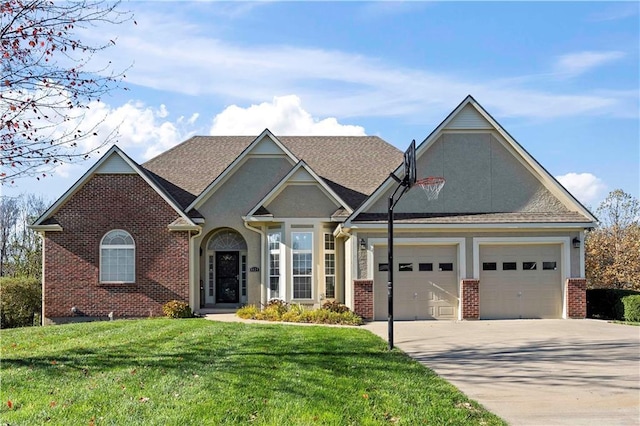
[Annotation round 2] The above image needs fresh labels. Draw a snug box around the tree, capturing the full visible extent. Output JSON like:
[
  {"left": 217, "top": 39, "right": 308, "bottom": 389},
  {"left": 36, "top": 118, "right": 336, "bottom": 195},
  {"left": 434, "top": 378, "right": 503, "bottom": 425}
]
[
  {"left": 0, "top": 193, "right": 49, "bottom": 278},
  {"left": 586, "top": 189, "right": 640, "bottom": 290},
  {"left": 1, "top": 0, "right": 133, "bottom": 184}
]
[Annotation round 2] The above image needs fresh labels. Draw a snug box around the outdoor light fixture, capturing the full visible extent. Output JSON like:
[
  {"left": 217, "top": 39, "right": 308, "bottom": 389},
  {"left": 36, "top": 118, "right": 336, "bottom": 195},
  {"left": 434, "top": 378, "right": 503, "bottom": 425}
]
[
  {"left": 360, "top": 238, "right": 366, "bottom": 250},
  {"left": 572, "top": 237, "right": 581, "bottom": 249}
]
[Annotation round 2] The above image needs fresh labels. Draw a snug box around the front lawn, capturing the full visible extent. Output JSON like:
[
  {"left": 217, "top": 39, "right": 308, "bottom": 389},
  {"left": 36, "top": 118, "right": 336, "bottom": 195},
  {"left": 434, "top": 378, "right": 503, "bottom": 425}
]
[{"left": 1, "top": 319, "right": 505, "bottom": 425}]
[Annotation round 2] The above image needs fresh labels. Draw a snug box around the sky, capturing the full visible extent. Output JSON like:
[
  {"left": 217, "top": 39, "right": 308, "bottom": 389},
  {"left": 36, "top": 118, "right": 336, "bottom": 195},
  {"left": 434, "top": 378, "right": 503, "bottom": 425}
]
[{"left": 3, "top": 1, "right": 639, "bottom": 212}]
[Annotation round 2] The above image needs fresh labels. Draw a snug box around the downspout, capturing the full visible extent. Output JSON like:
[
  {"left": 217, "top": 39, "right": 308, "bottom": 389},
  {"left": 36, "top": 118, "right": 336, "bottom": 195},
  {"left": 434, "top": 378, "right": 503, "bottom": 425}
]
[
  {"left": 37, "top": 232, "right": 45, "bottom": 326},
  {"left": 243, "top": 220, "right": 266, "bottom": 307},
  {"left": 189, "top": 227, "right": 203, "bottom": 312}
]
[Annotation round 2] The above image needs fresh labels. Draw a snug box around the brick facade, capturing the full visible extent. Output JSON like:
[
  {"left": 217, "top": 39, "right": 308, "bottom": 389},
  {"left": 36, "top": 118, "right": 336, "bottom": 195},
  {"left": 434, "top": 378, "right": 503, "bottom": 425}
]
[
  {"left": 353, "top": 279, "right": 373, "bottom": 320},
  {"left": 566, "top": 278, "right": 587, "bottom": 319},
  {"left": 461, "top": 279, "right": 480, "bottom": 320},
  {"left": 43, "top": 174, "right": 190, "bottom": 322}
]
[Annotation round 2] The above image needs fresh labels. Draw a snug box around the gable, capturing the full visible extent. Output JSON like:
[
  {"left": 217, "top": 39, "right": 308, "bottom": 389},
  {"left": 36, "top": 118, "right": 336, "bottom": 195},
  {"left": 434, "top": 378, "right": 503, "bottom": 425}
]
[
  {"left": 246, "top": 161, "right": 351, "bottom": 220},
  {"left": 444, "top": 104, "right": 493, "bottom": 130},
  {"left": 95, "top": 154, "right": 135, "bottom": 174},
  {"left": 32, "top": 146, "right": 197, "bottom": 228},
  {"left": 365, "top": 132, "right": 568, "bottom": 215},
  {"left": 266, "top": 185, "right": 340, "bottom": 218},
  {"left": 347, "top": 96, "right": 596, "bottom": 225}
]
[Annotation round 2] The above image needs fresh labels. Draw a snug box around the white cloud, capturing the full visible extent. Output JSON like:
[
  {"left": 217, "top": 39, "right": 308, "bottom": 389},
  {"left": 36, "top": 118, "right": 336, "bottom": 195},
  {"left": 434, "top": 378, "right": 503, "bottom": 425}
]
[
  {"left": 556, "top": 172, "right": 607, "bottom": 206},
  {"left": 554, "top": 51, "right": 626, "bottom": 77},
  {"left": 210, "top": 95, "right": 366, "bottom": 136},
  {"left": 83, "top": 11, "right": 637, "bottom": 122}
]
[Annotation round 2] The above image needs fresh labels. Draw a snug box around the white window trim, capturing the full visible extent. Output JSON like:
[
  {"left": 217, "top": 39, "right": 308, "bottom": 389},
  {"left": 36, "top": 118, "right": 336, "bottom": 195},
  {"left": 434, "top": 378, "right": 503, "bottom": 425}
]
[
  {"left": 100, "top": 229, "right": 135, "bottom": 284},
  {"left": 291, "top": 231, "right": 313, "bottom": 300},
  {"left": 324, "top": 233, "right": 336, "bottom": 299},
  {"left": 268, "top": 231, "right": 282, "bottom": 300}
]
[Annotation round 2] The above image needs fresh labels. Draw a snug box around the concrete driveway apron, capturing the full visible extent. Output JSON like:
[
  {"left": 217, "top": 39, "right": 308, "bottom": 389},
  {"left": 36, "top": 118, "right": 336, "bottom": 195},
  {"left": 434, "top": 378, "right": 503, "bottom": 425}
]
[{"left": 364, "top": 319, "right": 640, "bottom": 426}]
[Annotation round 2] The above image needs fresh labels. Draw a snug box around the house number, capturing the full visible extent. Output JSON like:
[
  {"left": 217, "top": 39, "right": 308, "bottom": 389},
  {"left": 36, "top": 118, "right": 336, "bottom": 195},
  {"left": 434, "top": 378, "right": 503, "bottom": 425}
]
[{"left": 250, "top": 266, "right": 260, "bottom": 272}]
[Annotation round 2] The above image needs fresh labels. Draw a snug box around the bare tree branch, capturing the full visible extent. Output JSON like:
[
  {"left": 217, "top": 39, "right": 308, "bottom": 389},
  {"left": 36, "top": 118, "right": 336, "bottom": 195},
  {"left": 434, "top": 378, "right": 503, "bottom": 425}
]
[{"left": 1, "top": 0, "right": 133, "bottom": 184}]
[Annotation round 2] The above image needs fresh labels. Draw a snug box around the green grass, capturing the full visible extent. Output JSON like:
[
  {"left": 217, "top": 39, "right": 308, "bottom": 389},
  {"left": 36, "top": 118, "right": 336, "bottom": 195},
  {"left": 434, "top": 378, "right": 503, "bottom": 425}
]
[{"left": 1, "top": 319, "right": 505, "bottom": 425}]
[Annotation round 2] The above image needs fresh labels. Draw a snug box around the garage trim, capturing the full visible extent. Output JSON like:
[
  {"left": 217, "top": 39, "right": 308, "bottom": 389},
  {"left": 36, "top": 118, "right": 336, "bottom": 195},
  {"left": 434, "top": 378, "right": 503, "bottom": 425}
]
[
  {"left": 366, "top": 238, "right": 466, "bottom": 320},
  {"left": 472, "top": 237, "right": 571, "bottom": 318}
]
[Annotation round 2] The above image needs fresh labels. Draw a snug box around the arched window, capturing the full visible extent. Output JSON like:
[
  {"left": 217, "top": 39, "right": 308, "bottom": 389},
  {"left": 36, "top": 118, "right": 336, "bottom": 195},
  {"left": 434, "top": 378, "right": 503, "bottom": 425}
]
[
  {"left": 207, "top": 229, "right": 247, "bottom": 251},
  {"left": 100, "top": 230, "right": 135, "bottom": 283}
]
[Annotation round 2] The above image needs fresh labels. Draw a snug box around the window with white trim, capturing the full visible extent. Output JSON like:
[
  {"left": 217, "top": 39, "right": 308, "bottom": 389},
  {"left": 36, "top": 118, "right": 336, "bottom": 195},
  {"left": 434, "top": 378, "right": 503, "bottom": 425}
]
[
  {"left": 292, "top": 232, "right": 313, "bottom": 299},
  {"left": 324, "top": 233, "right": 335, "bottom": 299},
  {"left": 100, "top": 230, "right": 135, "bottom": 283},
  {"left": 268, "top": 232, "right": 281, "bottom": 299}
]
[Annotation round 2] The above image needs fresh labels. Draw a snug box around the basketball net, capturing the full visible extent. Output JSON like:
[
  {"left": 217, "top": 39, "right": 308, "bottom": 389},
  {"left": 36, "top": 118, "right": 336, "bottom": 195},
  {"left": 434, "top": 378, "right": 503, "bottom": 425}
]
[{"left": 415, "top": 177, "right": 445, "bottom": 201}]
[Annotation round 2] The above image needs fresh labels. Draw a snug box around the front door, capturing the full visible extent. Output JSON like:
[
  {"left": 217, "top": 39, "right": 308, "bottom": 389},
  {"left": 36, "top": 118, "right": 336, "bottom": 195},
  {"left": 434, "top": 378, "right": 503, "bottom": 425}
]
[{"left": 216, "top": 251, "right": 240, "bottom": 303}]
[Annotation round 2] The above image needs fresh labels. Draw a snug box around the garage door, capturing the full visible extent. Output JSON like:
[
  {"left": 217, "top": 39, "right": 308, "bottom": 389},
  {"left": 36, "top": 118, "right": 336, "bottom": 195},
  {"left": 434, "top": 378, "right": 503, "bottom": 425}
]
[
  {"left": 479, "top": 245, "right": 562, "bottom": 319},
  {"left": 374, "top": 245, "right": 458, "bottom": 320}
]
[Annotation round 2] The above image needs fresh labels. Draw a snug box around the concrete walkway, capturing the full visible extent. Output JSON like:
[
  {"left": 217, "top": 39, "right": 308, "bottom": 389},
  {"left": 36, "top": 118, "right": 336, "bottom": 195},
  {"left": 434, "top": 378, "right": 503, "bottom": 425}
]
[{"left": 364, "top": 319, "right": 640, "bottom": 426}]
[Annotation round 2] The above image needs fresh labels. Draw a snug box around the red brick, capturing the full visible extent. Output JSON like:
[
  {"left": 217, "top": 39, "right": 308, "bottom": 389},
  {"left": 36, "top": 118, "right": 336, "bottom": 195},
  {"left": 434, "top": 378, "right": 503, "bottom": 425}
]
[
  {"left": 43, "top": 174, "right": 190, "bottom": 322},
  {"left": 353, "top": 279, "right": 373, "bottom": 320},
  {"left": 566, "top": 278, "right": 586, "bottom": 319},
  {"left": 461, "top": 279, "right": 479, "bottom": 320}
]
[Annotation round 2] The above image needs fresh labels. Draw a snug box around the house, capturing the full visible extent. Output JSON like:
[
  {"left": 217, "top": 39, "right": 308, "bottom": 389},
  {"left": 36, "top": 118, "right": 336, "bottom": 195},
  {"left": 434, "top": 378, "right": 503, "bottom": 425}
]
[{"left": 30, "top": 96, "right": 596, "bottom": 324}]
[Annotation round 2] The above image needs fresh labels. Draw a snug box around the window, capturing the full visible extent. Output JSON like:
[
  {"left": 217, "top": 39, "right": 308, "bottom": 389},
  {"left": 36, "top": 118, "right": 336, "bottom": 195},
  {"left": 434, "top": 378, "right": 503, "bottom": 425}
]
[
  {"left": 292, "top": 232, "right": 313, "bottom": 299},
  {"left": 543, "top": 261, "right": 557, "bottom": 271},
  {"left": 419, "top": 263, "right": 433, "bottom": 271},
  {"left": 523, "top": 261, "right": 537, "bottom": 270},
  {"left": 324, "top": 234, "right": 335, "bottom": 299},
  {"left": 268, "top": 232, "right": 281, "bottom": 299},
  {"left": 482, "top": 262, "right": 497, "bottom": 271},
  {"left": 378, "top": 263, "right": 389, "bottom": 272},
  {"left": 439, "top": 263, "right": 454, "bottom": 272},
  {"left": 503, "top": 262, "right": 517, "bottom": 270},
  {"left": 100, "top": 230, "right": 135, "bottom": 283},
  {"left": 399, "top": 263, "right": 413, "bottom": 271}
]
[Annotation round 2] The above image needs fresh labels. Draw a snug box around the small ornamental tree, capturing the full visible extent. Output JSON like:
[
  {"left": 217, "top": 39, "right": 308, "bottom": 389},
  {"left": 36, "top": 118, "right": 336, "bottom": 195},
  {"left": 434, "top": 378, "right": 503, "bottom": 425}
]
[{"left": 1, "top": 0, "right": 133, "bottom": 184}]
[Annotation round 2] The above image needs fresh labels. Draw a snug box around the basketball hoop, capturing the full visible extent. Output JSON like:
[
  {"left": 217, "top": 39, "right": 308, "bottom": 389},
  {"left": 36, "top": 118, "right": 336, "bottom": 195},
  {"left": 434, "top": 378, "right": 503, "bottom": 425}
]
[{"left": 416, "top": 176, "right": 446, "bottom": 201}]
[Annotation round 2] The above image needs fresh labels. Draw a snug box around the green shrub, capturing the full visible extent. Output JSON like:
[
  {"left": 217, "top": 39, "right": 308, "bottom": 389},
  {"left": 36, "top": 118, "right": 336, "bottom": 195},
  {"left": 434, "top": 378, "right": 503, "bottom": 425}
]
[
  {"left": 237, "top": 304, "right": 259, "bottom": 319},
  {"left": 234, "top": 300, "right": 363, "bottom": 325},
  {"left": 264, "top": 299, "right": 289, "bottom": 316},
  {"left": 622, "top": 295, "right": 640, "bottom": 322},
  {"left": 162, "top": 300, "right": 192, "bottom": 318},
  {"left": 587, "top": 289, "right": 640, "bottom": 320},
  {"left": 0, "top": 277, "right": 41, "bottom": 329},
  {"left": 321, "top": 300, "right": 351, "bottom": 314}
]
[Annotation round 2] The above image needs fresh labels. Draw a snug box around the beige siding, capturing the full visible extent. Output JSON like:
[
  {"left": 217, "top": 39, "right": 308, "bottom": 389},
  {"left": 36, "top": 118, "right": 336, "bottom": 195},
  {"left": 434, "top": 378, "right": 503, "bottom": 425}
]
[
  {"left": 266, "top": 185, "right": 339, "bottom": 218},
  {"left": 366, "top": 133, "right": 569, "bottom": 215}
]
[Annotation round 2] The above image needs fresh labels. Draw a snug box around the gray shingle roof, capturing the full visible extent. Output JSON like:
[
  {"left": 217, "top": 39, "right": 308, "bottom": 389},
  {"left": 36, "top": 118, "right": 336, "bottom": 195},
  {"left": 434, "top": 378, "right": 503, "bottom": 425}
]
[
  {"left": 353, "top": 212, "right": 594, "bottom": 224},
  {"left": 142, "top": 135, "right": 403, "bottom": 210}
]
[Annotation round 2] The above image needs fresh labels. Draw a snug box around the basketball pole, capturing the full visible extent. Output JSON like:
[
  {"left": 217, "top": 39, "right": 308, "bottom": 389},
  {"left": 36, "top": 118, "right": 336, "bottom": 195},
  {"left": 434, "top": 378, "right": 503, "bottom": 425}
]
[{"left": 387, "top": 176, "right": 409, "bottom": 350}]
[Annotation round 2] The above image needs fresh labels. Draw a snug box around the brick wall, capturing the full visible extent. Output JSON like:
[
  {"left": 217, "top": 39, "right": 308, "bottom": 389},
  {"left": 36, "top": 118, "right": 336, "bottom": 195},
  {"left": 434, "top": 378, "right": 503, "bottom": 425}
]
[
  {"left": 44, "top": 174, "right": 190, "bottom": 322},
  {"left": 353, "top": 279, "right": 373, "bottom": 320},
  {"left": 461, "top": 279, "right": 480, "bottom": 320},
  {"left": 566, "top": 278, "right": 587, "bottom": 319}
]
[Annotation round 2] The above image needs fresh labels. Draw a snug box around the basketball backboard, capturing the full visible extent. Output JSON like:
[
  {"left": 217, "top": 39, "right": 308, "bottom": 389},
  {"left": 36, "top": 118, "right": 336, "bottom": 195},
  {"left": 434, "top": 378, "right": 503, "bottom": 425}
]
[{"left": 403, "top": 139, "right": 416, "bottom": 188}]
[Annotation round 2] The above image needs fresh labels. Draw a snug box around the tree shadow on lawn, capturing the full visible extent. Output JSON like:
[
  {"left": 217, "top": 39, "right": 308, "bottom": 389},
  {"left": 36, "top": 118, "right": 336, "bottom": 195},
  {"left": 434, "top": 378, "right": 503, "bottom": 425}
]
[{"left": 2, "top": 321, "right": 445, "bottom": 405}]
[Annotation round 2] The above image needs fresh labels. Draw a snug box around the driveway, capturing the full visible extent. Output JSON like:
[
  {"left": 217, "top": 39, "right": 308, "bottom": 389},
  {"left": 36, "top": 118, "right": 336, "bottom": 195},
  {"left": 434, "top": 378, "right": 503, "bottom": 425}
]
[{"left": 364, "top": 319, "right": 640, "bottom": 426}]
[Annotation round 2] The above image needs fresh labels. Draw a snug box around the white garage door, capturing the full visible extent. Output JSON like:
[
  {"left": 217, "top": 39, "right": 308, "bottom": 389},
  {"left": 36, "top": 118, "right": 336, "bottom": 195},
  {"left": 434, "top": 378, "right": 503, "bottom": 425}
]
[
  {"left": 479, "top": 245, "right": 562, "bottom": 319},
  {"left": 374, "top": 245, "right": 458, "bottom": 321}
]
